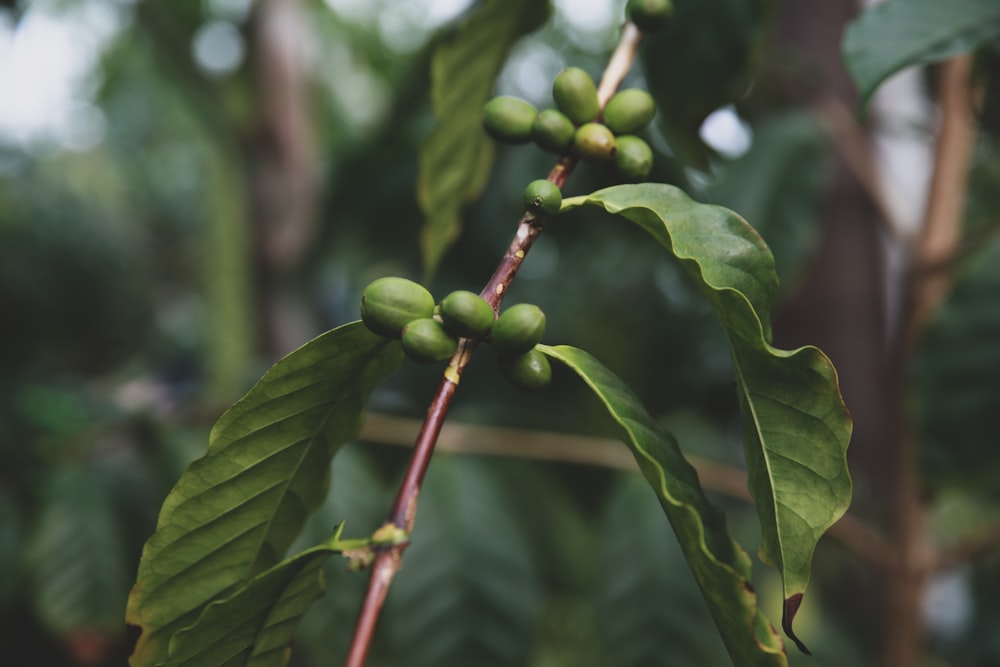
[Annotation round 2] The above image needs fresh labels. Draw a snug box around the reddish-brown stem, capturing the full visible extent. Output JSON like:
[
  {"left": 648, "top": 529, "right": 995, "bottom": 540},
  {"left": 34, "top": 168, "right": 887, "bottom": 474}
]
[{"left": 343, "top": 23, "right": 645, "bottom": 667}]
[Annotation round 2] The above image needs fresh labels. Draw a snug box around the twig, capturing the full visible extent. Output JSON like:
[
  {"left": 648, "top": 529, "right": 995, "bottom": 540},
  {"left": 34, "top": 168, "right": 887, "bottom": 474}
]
[
  {"left": 342, "top": 23, "right": 646, "bottom": 667},
  {"left": 359, "top": 412, "right": 892, "bottom": 566},
  {"left": 936, "top": 521, "right": 1000, "bottom": 571},
  {"left": 882, "top": 54, "right": 977, "bottom": 667}
]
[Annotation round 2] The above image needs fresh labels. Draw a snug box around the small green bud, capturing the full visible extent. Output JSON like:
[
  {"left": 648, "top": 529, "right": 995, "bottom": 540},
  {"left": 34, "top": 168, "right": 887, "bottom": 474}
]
[
  {"left": 553, "top": 67, "right": 600, "bottom": 125},
  {"left": 360, "top": 277, "right": 436, "bottom": 339},
  {"left": 574, "top": 123, "right": 617, "bottom": 161},
  {"left": 439, "top": 290, "right": 495, "bottom": 339},
  {"left": 627, "top": 0, "right": 673, "bottom": 32},
  {"left": 614, "top": 135, "right": 654, "bottom": 180},
  {"left": 401, "top": 318, "right": 458, "bottom": 363},
  {"left": 603, "top": 89, "right": 656, "bottom": 135},
  {"left": 498, "top": 347, "right": 552, "bottom": 393},
  {"left": 532, "top": 109, "right": 576, "bottom": 153},
  {"left": 483, "top": 96, "right": 538, "bottom": 144},
  {"left": 490, "top": 303, "right": 546, "bottom": 356},
  {"left": 523, "top": 180, "right": 563, "bottom": 218}
]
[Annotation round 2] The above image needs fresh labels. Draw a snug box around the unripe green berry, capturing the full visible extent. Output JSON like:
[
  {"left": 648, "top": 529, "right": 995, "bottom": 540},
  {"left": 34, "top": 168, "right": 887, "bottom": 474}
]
[
  {"left": 483, "top": 96, "right": 538, "bottom": 144},
  {"left": 532, "top": 109, "right": 576, "bottom": 153},
  {"left": 439, "top": 290, "right": 494, "bottom": 339},
  {"left": 553, "top": 67, "right": 600, "bottom": 125},
  {"left": 490, "top": 303, "right": 546, "bottom": 356},
  {"left": 627, "top": 0, "right": 673, "bottom": 32},
  {"left": 523, "top": 180, "right": 562, "bottom": 218},
  {"left": 361, "top": 277, "right": 436, "bottom": 338},
  {"left": 574, "top": 123, "right": 617, "bottom": 161},
  {"left": 603, "top": 89, "right": 656, "bottom": 135},
  {"left": 498, "top": 347, "right": 552, "bottom": 393},
  {"left": 401, "top": 318, "right": 458, "bottom": 364},
  {"left": 614, "top": 135, "right": 654, "bottom": 180}
]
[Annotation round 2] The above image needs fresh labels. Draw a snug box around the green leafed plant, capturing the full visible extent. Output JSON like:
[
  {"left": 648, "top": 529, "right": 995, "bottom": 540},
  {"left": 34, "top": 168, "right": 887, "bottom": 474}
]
[{"left": 126, "top": 6, "right": 852, "bottom": 667}]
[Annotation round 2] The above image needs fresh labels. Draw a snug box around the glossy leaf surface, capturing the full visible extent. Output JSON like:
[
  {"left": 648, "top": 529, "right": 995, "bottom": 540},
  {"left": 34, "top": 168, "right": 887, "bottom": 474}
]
[
  {"left": 569, "top": 183, "right": 852, "bottom": 647},
  {"left": 542, "top": 344, "right": 787, "bottom": 665},
  {"left": 843, "top": 0, "right": 1000, "bottom": 107},
  {"left": 126, "top": 323, "right": 402, "bottom": 666},
  {"left": 418, "top": 0, "right": 550, "bottom": 276}
]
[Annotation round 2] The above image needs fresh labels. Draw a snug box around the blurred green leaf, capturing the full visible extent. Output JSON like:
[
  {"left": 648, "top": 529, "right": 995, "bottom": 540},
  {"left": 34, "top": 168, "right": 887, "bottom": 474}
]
[
  {"left": 570, "top": 183, "right": 852, "bottom": 649},
  {"left": 542, "top": 344, "right": 787, "bottom": 665},
  {"left": 161, "top": 524, "right": 364, "bottom": 667},
  {"left": 915, "top": 233, "right": 1000, "bottom": 488},
  {"left": 642, "top": 0, "right": 769, "bottom": 168},
  {"left": 843, "top": 0, "right": 1000, "bottom": 108},
  {"left": 126, "top": 322, "right": 403, "bottom": 666},
  {"left": 597, "top": 474, "right": 733, "bottom": 666},
  {"left": 26, "top": 466, "right": 129, "bottom": 634},
  {"left": 380, "top": 456, "right": 544, "bottom": 667},
  {"left": 418, "top": 0, "right": 551, "bottom": 277}
]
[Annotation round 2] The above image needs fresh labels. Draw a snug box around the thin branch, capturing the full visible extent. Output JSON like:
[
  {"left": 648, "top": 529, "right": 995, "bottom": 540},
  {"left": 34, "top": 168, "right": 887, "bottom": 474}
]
[
  {"left": 359, "top": 412, "right": 892, "bottom": 566},
  {"left": 342, "top": 24, "right": 646, "bottom": 667},
  {"left": 936, "top": 521, "right": 1000, "bottom": 571}
]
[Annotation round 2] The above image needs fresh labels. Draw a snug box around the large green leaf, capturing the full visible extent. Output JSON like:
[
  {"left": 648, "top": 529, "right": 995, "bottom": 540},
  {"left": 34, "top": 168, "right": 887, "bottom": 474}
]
[
  {"left": 126, "top": 322, "right": 402, "bottom": 666},
  {"left": 542, "top": 345, "right": 787, "bottom": 665},
  {"left": 417, "top": 0, "right": 550, "bottom": 276},
  {"left": 161, "top": 525, "right": 365, "bottom": 667},
  {"left": 564, "top": 183, "right": 852, "bottom": 647},
  {"left": 843, "top": 0, "right": 1000, "bottom": 108}
]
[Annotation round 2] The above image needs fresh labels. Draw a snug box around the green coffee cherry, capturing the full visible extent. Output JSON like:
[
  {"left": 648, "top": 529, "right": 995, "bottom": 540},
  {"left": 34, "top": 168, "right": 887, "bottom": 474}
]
[
  {"left": 483, "top": 96, "right": 538, "bottom": 144},
  {"left": 532, "top": 109, "right": 576, "bottom": 153},
  {"left": 498, "top": 347, "right": 552, "bottom": 393},
  {"left": 627, "top": 0, "right": 673, "bottom": 32},
  {"left": 490, "top": 303, "right": 546, "bottom": 356},
  {"left": 523, "top": 180, "right": 562, "bottom": 218},
  {"left": 614, "top": 135, "right": 654, "bottom": 180},
  {"left": 553, "top": 67, "right": 600, "bottom": 125},
  {"left": 361, "top": 277, "right": 436, "bottom": 338},
  {"left": 603, "top": 89, "right": 656, "bottom": 135},
  {"left": 439, "top": 290, "right": 494, "bottom": 339},
  {"left": 574, "top": 123, "right": 617, "bottom": 161},
  {"left": 401, "top": 318, "right": 458, "bottom": 363}
]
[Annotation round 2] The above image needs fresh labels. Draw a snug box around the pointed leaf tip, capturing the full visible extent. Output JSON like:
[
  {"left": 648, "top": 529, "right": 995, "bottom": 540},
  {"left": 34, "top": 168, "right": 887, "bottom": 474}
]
[{"left": 782, "top": 593, "right": 810, "bottom": 656}]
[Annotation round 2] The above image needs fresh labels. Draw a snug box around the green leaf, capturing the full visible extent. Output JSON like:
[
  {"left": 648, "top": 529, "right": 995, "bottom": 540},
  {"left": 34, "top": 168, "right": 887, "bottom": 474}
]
[
  {"left": 541, "top": 345, "right": 787, "bottom": 666},
  {"left": 26, "top": 465, "right": 129, "bottom": 634},
  {"left": 597, "top": 474, "right": 733, "bottom": 666},
  {"left": 381, "top": 456, "right": 544, "bottom": 667},
  {"left": 569, "top": 183, "right": 852, "bottom": 649},
  {"left": 642, "top": 0, "right": 769, "bottom": 168},
  {"left": 843, "top": 0, "right": 1000, "bottom": 108},
  {"left": 417, "top": 0, "right": 550, "bottom": 277},
  {"left": 914, "top": 233, "right": 1000, "bottom": 487},
  {"left": 126, "top": 322, "right": 402, "bottom": 666},
  {"left": 161, "top": 525, "right": 365, "bottom": 667}
]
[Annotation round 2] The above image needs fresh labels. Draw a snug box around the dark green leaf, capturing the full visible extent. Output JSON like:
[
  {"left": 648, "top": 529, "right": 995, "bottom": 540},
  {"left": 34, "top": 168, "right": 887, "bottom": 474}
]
[
  {"left": 566, "top": 183, "right": 852, "bottom": 647},
  {"left": 161, "top": 525, "right": 365, "bottom": 667},
  {"left": 843, "top": 0, "right": 1000, "bottom": 108},
  {"left": 597, "top": 474, "right": 733, "bottom": 666},
  {"left": 915, "top": 233, "right": 1000, "bottom": 487},
  {"left": 417, "top": 0, "right": 550, "bottom": 277},
  {"left": 381, "top": 456, "right": 544, "bottom": 667},
  {"left": 126, "top": 322, "right": 402, "bottom": 666},
  {"left": 542, "top": 345, "right": 787, "bottom": 665},
  {"left": 26, "top": 466, "right": 129, "bottom": 634},
  {"left": 642, "top": 0, "right": 769, "bottom": 168}
]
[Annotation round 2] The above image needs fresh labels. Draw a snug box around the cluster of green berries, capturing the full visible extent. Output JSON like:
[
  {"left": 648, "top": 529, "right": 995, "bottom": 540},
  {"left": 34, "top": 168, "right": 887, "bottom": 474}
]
[
  {"left": 360, "top": 277, "right": 552, "bottom": 392},
  {"left": 482, "top": 66, "right": 656, "bottom": 181}
]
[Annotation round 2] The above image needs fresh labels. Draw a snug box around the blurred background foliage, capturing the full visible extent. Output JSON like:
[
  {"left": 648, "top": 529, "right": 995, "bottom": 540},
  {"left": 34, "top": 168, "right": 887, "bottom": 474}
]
[{"left": 1, "top": 0, "right": 999, "bottom": 665}]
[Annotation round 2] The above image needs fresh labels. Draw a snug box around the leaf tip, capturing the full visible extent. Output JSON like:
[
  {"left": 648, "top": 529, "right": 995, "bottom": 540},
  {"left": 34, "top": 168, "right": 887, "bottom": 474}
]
[{"left": 782, "top": 593, "right": 812, "bottom": 656}]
